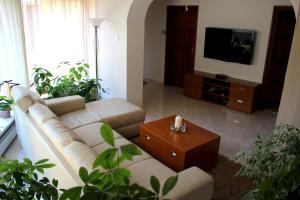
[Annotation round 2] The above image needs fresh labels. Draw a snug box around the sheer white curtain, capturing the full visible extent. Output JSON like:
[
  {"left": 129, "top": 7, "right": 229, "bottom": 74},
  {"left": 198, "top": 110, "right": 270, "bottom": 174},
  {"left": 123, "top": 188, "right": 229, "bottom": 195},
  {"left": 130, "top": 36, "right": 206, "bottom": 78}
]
[
  {"left": 21, "top": 0, "right": 95, "bottom": 78},
  {"left": 0, "top": 0, "right": 29, "bottom": 87}
]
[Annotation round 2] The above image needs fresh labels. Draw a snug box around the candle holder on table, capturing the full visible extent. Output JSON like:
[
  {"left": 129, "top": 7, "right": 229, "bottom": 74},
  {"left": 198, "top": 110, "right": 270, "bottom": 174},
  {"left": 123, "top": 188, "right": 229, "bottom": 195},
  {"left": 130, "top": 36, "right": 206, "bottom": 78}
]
[
  {"left": 170, "top": 122, "right": 187, "bottom": 133},
  {"left": 170, "top": 115, "right": 187, "bottom": 133}
]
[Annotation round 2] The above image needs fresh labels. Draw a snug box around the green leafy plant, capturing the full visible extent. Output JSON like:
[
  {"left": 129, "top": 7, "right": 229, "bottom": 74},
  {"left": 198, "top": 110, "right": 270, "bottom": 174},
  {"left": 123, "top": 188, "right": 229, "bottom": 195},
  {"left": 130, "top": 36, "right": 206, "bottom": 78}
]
[
  {"left": 60, "top": 124, "right": 178, "bottom": 200},
  {"left": 32, "top": 61, "right": 100, "bottom": 102},
  {"left": 32, "top": 67, "right": 54, "bottom": 96},
  {"left": 0, "top": 96, "right": 14, "bottom": 111},
  {"left": 0, "top": 158, "right": 59, "bottom": 200},
  {"left": 236, "top": 124, "right": 300, "bottom": 200}
]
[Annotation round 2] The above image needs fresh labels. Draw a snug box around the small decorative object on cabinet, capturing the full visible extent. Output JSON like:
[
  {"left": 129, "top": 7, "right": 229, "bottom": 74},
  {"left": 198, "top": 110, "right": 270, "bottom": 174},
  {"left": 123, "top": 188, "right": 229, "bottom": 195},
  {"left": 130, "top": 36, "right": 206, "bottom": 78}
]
[{"left": 184, "top": 71, "right": 260, "bottom": 113}]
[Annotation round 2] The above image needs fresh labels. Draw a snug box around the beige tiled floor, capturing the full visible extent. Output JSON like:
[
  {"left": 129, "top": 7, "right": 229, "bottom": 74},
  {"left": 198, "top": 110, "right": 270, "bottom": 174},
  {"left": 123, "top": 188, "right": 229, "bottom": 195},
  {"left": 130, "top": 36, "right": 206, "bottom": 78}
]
[
  {"left": 143, "top": 79, "right": 277, "bottom": 159},
  {"left": 4, "top": 79, "right": 277, "bottom": 160}
]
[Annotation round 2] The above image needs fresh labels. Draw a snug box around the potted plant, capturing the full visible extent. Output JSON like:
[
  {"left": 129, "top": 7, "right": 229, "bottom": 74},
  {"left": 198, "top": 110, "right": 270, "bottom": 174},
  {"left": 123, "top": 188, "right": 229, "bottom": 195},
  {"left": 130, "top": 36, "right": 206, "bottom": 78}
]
[
  {"left": 32, "top": 61, "right": 101, "bottom": 102},
  {"left": 0, "top": 96, "right": 14, "bottom": 118},
  {"left": 235, "top": 124, "right": 300, "bottom": 200}
]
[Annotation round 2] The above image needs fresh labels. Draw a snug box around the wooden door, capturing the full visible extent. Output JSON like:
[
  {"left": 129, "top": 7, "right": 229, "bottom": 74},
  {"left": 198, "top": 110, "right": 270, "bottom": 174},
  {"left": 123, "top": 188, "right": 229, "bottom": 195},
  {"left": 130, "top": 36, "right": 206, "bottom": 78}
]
[
  {"left": 262, "top": 6, "right": 296, "bottom": 109},
  {"left": 164, "top": 6, "right": 198, "bottom": 87}
]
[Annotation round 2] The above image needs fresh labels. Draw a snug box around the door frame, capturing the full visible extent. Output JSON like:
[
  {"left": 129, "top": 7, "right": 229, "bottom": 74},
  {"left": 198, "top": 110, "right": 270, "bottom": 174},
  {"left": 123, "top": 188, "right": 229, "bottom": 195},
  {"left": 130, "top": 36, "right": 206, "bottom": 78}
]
[
  {"left": 164, "top": 5, "right": 198, "bottom": 86},
  {"left": 260, "top": 5, "right": 295, "bottom": 108}
]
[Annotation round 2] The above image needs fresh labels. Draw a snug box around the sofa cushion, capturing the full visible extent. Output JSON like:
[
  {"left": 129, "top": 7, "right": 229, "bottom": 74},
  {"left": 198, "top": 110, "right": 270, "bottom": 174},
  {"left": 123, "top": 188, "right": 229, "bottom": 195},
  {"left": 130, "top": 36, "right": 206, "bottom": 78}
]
[
  {"left": 73, "top": 122, "right": 122, "bottom": 148},
  {"left": 92, "top": 137, "right": 152, "bottom": 168},
  {"left": 59, "top": 109, "right": 99, "bottom": 129},
  {"left": 127, "top": 159, "right": 175, "bottom": 189},
  {"left": 165, "top": 167, "right": 214, "bottom": 200},
  {"left": 63, "top": 141, "right": 97, "bottom": 172},
  {"left": 12, "top": 86, "right": 46, "bottom": 106},
  {"left": 86, "top": 98, "right": 145, "bottom": 129},
  {"left": 29, "top": 103, "right": 57, "bottom": 127},
  {"left": 43, "top": 119, "right": 84, "bottom": 152},
  {"left": 45, "top": 95, "right": 86, "bottom": 116},
  {"left": 15, "top": 95, "right": 34, "bottom": 113}
]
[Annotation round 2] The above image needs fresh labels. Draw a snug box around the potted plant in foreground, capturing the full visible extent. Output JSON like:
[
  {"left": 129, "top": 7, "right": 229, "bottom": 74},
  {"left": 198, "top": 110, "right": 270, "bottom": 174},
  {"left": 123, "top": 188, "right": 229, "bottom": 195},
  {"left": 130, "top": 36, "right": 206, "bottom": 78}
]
[
  {"left": 0, "top": 124, "right": 178, "bottom": 199},
  {"left": 0, "top": 96, "right": 14, "bottom": 118},
  {"left": 236, "top": 124, "right": 300, "bottom": 200}
]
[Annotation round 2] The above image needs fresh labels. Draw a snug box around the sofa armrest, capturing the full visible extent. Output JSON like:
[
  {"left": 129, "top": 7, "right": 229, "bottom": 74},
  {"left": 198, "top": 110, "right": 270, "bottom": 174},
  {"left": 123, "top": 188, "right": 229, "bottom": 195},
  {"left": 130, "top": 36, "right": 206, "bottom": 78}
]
[
  {"left": 167, "top": 167, "right": 214, "bottom": 200},
  {"left": 45, "top": 95, "right": 86, "bottom": 116}
]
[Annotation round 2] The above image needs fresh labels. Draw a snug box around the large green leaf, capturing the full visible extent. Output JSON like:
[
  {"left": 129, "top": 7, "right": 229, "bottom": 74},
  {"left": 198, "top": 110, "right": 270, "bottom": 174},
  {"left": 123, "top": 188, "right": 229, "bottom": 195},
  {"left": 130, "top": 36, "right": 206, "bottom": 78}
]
[
  {"left": 162, "top": 175, "right": 178, "bottom": 196},
  {"left": 59, "top": 186, "right": 82, "bottom": 200},
  {"left": 112, "top": 168, "right": 132, "bottom": 185},
  {"left": 120, "top": 144, "right": 142, "bottom": 161},
  {"left": 79, "top": 167, "right": 89, "bottom": 183},
  {"left": 35, "top": 159, "right": 49, "bottom": 165},
  {"left": 150, "top": 176, "right": 160, "bottom": 195},
  {"left": 93, "top": 148, "right": 117, "bottom": 169},
  {"left": 100, "top": 124, "right": 115, "bottom": 147}
]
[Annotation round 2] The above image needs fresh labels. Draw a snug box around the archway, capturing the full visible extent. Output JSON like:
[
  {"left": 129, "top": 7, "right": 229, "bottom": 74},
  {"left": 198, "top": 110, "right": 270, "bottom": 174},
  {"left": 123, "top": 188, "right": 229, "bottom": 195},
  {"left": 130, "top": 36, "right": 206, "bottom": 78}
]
[
  {"left": 127, "top": 0, "right": 299, "bottom": 107},
  {"left": 127, "top": 0, "right": 154, "bottom": 106}
]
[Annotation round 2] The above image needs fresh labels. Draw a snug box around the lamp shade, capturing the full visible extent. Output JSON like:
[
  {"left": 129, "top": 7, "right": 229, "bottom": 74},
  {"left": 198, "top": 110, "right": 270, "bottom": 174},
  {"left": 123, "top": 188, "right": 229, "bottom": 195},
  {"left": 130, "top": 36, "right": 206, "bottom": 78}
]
[{"left": 89, "top": 18, "right": 104, "bottom": 27}]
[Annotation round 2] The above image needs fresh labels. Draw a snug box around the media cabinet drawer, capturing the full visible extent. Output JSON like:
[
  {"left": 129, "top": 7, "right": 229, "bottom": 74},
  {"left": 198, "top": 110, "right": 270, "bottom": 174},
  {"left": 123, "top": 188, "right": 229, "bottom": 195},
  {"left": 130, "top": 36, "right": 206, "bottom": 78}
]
[
  {"left": 230, "top": 83, "right": 254, "bottom": 99},
  {"left": 140, "top": 129, "right": 185, "bottom": 171},
  {"left": 228, "top": 83, "right": 255, "bottom": 113}
]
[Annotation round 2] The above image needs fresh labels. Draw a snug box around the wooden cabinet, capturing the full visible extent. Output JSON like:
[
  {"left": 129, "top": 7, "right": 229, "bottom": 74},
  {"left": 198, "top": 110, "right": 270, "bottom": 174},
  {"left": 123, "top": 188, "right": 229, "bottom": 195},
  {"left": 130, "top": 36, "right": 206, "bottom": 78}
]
[
  {"left": 140, "top": 129, "right": 185, "bottom": 171},
  {"left": 140, "top": 116, "right": 220, "bottom": 172},
  {"left": 184, "top": 73, "right": 203, "bottom": 99},
  {"left": 184, "top": 71, "right": 260, "bottom": 113}
]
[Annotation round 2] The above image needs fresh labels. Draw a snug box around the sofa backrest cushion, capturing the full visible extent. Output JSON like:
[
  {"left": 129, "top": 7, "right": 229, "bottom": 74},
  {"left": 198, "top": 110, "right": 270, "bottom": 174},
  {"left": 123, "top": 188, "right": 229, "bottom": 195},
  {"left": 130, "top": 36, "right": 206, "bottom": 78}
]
[
  {"left": 12, "top": 86, "right": 46, "bottom": 113},
  {"left": 29, "top": 103, "right": 57, "bottom": 127},
  {"left": 45, "top": 95, "right": 86, "bottom": 116},
  {"left": 63, "top": 141, "right": 97, "bottom": 172},
  {"left": 43, "top": 119, "right": 84, "bottom": 152},
  {"left": 15, "top": 95, "right": 34, "bottom": 113}
]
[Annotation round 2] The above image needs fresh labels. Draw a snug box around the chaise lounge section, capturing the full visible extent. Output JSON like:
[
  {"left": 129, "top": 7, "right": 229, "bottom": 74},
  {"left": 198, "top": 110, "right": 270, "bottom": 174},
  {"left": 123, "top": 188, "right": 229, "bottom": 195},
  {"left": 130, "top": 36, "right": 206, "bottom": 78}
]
[{"left": 12, "top": 86, "right": 214, "bottom": 200}]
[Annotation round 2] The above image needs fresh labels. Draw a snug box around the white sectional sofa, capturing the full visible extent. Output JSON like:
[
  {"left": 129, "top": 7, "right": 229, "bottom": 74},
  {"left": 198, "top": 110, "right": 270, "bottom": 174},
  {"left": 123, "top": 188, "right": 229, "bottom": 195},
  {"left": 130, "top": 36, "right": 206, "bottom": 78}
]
[{"left": 12, "top": 86, "right": 214, "bottom": 200}]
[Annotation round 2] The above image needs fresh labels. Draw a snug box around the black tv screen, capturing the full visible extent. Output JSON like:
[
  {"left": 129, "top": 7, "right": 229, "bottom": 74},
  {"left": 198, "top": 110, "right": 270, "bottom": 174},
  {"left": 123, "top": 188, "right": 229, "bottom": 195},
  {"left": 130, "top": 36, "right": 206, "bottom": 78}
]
[{"left": 204, "top": 27, "right": 256, "bottom": 65}]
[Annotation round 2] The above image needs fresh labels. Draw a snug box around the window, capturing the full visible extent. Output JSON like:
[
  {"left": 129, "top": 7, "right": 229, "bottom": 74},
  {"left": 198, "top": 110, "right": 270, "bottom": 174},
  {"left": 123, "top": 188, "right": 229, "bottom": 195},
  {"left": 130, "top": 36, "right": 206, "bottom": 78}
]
[
  {"left": 0, "top": 0, "right": 28, "bottom": 86},
  {"left": 21, "top": 0, "right": 95, "bottom": 78}
]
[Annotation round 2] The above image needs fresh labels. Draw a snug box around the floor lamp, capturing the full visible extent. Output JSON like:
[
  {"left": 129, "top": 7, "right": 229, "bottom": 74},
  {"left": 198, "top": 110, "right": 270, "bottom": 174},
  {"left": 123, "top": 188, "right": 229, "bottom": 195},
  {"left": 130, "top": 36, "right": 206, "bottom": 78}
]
[{"left": 89, "top": 18, "right": 104, "bottom": 99}]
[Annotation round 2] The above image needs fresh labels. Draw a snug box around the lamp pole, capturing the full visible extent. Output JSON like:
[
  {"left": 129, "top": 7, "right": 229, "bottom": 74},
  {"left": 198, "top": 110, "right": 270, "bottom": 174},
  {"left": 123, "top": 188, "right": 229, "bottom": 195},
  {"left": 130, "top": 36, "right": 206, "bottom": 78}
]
[
  {"left": 89, "top": 18, "right": 104, "bottom": 100},
  {"left": 94, "top": 25, "right": 99, "bottom": 99}
]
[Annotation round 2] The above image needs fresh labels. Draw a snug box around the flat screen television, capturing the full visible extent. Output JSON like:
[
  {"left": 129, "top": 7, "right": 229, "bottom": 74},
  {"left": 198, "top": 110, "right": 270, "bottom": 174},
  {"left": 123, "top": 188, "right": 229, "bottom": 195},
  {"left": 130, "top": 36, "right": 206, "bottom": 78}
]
[{"left": 204, "top": 27, "right": 256, "bottom": 65}]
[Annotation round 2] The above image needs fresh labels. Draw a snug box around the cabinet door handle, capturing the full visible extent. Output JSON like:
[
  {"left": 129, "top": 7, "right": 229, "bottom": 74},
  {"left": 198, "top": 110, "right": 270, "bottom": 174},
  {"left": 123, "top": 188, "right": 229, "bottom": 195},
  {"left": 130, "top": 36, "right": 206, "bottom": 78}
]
[
  {"left": 237, "top": 99, "right": 243, "bottom": 104},
  {"left": 170, "top": 151, "right": 177, "bottom": 157},
  {"left": 145, "top": 135, "right": 151, "bottom": 140}
]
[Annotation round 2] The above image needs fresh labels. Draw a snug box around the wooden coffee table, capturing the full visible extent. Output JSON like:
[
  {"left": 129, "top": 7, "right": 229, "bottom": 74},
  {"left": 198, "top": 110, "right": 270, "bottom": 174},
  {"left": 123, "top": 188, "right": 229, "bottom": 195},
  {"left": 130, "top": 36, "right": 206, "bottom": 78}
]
[{"left": 140, "top": 116, "right": 220, "bottom": 172}]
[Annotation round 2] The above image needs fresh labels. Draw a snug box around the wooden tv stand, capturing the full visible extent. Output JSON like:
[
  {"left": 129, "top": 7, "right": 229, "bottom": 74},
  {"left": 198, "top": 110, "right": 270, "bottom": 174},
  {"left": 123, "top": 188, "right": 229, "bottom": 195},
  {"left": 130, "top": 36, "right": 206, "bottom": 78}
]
[{"left": 184, "top": 71, "right": 261, "bottom": 113}]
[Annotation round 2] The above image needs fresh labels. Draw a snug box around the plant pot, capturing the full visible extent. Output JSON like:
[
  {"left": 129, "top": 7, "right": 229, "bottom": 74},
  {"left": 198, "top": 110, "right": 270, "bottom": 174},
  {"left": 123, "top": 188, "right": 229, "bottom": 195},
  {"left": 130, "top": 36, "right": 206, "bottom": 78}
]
[{"left": 0, "top": 110, "right": 11, "bottom": 118}]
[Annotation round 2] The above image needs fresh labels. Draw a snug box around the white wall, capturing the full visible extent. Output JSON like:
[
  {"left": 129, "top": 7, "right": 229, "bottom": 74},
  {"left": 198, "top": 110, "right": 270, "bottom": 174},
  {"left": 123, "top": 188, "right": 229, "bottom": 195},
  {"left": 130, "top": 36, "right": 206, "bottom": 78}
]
[
  {"left": 127, "top": 0, "right": 153, "bottom": 106},
  {"left": 95, "top": 0, "right": 133, "bottom": 100},
  {"left": 144, "top": 0, "right": 291, "bottom": 83},
  {"left": 144, "top": 0, "right": 167, "bottom": 82},
  {"left": 277, "top": 3, "right": 300, "bottom": 129},
  {"left": 291, "top": 0, "right": 300, "bottom": 14}
]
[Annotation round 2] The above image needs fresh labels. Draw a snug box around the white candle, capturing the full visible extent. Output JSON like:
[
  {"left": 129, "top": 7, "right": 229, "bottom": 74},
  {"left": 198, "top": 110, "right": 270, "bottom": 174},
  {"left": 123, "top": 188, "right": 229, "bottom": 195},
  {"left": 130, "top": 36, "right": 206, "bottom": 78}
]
[{"left": 175, "top": 115, "right": 182, "bottom": 129}]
